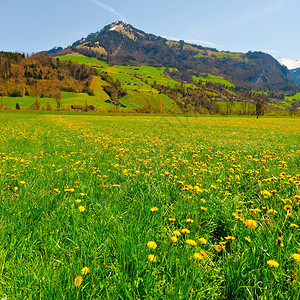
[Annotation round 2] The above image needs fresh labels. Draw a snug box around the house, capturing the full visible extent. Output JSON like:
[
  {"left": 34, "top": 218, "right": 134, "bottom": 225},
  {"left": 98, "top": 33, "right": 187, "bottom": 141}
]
[{"left": 71, "top": 105, "right": 83, "bottom": 110}]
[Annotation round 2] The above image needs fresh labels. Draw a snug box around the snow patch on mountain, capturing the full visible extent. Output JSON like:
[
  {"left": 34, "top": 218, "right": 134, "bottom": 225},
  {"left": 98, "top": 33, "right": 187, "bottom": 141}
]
[{"left": 278, "top": 58, "right": 300, "bottom": 70}]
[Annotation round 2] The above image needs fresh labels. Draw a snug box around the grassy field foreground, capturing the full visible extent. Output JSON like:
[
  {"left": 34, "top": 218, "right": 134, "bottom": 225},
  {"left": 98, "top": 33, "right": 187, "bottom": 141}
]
[{"left": 0, "top": 112, "right": 300, "bottom": 299}]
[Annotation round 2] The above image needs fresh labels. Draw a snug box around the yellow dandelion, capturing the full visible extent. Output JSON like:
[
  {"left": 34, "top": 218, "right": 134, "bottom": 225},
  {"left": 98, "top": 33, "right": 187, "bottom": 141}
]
[
  {"left": 74, "top": 276, "right": 83, "bottom": 287},
  {"left": 150, "top": 207, "right": 159, "bottom": 212},
  {"left": 169, "top": 218, "right": 176, "bottom": 222},
  {"left": 292, "top": 254, "right": 300, "bottom": 263},
  {"left": 173, "top": 230, "right": 181, "bottom": 236},
  {"left": 219, "top": 241, "right": 227, "bottom": 246},
  {"left": 75, "top": 199, "right": 82, "bottom": 203},
  {"left": 81, "top": 267, "right": 90, "bottom": 275},
  {"left": 200, "top": 250, "right": 207, "bottom": 257},
  {"left": 193, "top": 253, "right": 203, "bottom": 260},
  {"left": 267, "top": 209, "right": 277, "bottom": 214},
  {"left": 288, "top": 213, "right": 294, "bottom": 218},
  {"left": 215, "top": 245, "right": 222, "bottom": 252},
  {"left": 147, "top": 241, "right": 157, "bottom": 249},
  {"left": 181, "top": 228, "right": 190, "bottom": 234},
  {"left": 78, "top": 206, "right": 85, "bottom": 212},
  {"left": 261, "top": 190, "right": 272, "bottom": 197},
  {"left": 225, "top": 236, "right": 235, "bottom": 241},
  {"left": 148, "top": 254, "right": 157, "bottom": 262},
  {"left": 245, "top": 237, "right": 251, "bottom": 243},
  {"left": 201, "top": 207, "right": 207, "bottom": 212},
  {"left": 186, "top": 218, "right": 194, "bottom": 223},
  {"left": 244, "top": 219, "right": 258, "bottom": 229},
  {"left": 199, "top": 237, "right": 207, "bottom": 244},
  {"left": 19, "top": 181, "right": 25, "bottom": 184},
  {"left": 186, "top": 239, "right": 197, "bottom": 246},
  {"left": 290, "top": 223, "right": 299, "bottom": 228},
  {"left": 249, "top": 208, "right": 261, "bottom": 213},
  {"left": 267, "top": 259, "right": 279, "bottom": 268},
  {"left": 284, "top": 205, "right": 292, "bottom": 212},
  {"left": 171, "top": 236, "right": 178, "bottom": 243}
]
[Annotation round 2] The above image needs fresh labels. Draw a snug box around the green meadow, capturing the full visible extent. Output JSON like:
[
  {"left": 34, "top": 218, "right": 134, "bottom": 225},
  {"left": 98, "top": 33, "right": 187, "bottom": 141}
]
[
  {"left": 193, "top": 74, "right": 234, "bottom": 88},
  {"left": 0, "top": 111, "right": 299, "bottom": 299}
]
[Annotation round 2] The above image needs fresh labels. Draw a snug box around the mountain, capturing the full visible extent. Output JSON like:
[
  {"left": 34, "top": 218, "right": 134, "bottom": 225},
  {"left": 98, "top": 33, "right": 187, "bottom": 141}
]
[
  {"left": 52, "top": 21, "right": 298, "bottom": 92},
  {"left": 278, "top": 58, "right": 300, "bottom": 70},
  {"left": 290, "top": 67, "right": 300, "bottom": 86},
  {"left": 42, "top": 46, "right": 64, "bottom": 55}
]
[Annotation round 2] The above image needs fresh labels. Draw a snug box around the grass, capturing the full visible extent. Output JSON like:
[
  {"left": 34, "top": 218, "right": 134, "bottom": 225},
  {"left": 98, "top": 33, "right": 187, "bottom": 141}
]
[
  {"left": 0, "top": 112, "right": 299, "bottom": 299},
  {"left": 193, "top": 74, "right": 234, "bottom": 87}
]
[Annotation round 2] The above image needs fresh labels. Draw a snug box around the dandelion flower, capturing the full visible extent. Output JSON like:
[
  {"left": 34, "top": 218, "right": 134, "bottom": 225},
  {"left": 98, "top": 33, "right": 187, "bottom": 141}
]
[
  {"left": 186, "top": 218, "right": 194, "bottom": 223},
  {"left": 148, "top": 254, "right": 157, "bottom": 262},
  {"left": 169, "top": 218, "right": 176, "bottom": 222},
  {"left": 219, "top": 241, "right": 227, "bottom": 246},
  {"left": 19, "top": 181, "right": 25, "bottom": 184},
  {"left": 200, "top": 250, "right": 207, "bottom": 257},
  {"left": 75, "top": 199, "right": 82, "bottom": 203},
  {"left": 267, "top": 259, "right": 279, "bottom": 268},
  {"left": 244, "top": 219, "right": 258, "bottom": 229},
  {"left": 225, "top": 236, "right": 235, "bottom": 241},
  {"left": 201, "top": 207, "right": 207, "bottom": 212},
  {"left": 292, "top": 254, "right": 300, "bottom": 263},
  {"left": 79, "top": 206, "right": 85, "bottom": 212},
  {"left": 261, "top": 190, "right": 272, "bottom": 197},
  {"left": 150, "top": 207, "right": 159, "bottom": 212},
  {"left": 186, "top": 239, "right": 197, "bottom": 246},
  {"left": 199, "top": 237, "right": 207, "bottom": 244},
  {"left": 181, "top": 228, "right": 190, "bottom": 234},
  {"left": 74, "top": 276, "right": 83, "bottom": 287},
  {"left": 171, "top": 236, "right": 178, "bottom": 243},
  {"left": 193, "top": 253, "right": 203, "bottom": 260},
  {"left": 290, "top": 223, "right": 299, "bottom": 228},
  {"left": 215, "top": 245, "right": 222, "bottom": 252},
  {"left": 81, "top": 267, "right": 90, "bottom": 275},
  {"left": 284, "top": 205, "right": 292, "bottom": 212},
  {"left": 147, "top": 241, "right": 157, "bottom": 249},
  {"left": 267, "top": 209, "right": 277, "bottom": 214},
  {"left": 173, "top": 230, "right": 181, "bottom": 236}
]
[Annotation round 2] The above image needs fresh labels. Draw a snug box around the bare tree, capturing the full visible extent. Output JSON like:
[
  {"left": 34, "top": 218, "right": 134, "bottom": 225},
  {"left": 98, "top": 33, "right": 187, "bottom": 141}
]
[
  {"left": 53, "top": 90, "right": 62, "bottom": 109},
  {"left": 288, "top": 100, "right": 300, "bottom": 118},
  {"left": 253, "top": 94, "right": 267, "bottom": 119}
]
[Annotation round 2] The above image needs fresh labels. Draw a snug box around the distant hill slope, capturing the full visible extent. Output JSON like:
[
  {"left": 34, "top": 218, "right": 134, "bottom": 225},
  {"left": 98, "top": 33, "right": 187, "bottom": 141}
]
[
  {"left": 290, "top": 68, "right": 300, "bottom": 86},
  {"left": 53, "top": 21, "right": 298, "bottom": 92}
]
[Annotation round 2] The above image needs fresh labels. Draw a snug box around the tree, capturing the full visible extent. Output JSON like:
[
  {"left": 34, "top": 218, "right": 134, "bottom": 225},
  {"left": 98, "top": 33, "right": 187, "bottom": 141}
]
[
  {"left": 158, "top": 99, "right": 163, "bottom": 113},
  {"left": 45, "top": 100, "right": 54, "bottom": 111},
  {"left": 0, "top": 79, "right": 6, "bottom": 110},
  {"left": 253, "top": 94, "right": 267, "bottom": 119},
  {"left": 288, "top": 100, "right": 300, "bottom": 118},
  {"left": 30, "top": 99, "right": 42, "bottom": 110},
  {"left": 53, "top": 90, "right": 62, "bottom": 109}
]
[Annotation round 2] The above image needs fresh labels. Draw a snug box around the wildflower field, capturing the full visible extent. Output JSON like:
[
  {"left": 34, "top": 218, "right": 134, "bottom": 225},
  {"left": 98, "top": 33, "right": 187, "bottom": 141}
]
[{"left": 0, "top": 112, "right": 299, "bottom": 299}]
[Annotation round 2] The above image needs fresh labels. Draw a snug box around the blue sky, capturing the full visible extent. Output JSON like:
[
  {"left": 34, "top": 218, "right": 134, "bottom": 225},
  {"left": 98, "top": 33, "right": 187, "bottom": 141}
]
[{"left": 1, "top": 0, "right": 299, "bottom": 60}]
